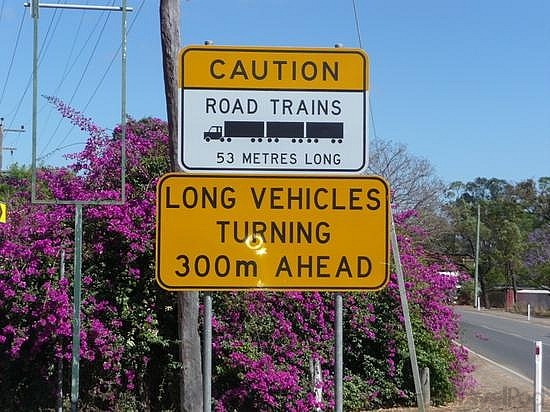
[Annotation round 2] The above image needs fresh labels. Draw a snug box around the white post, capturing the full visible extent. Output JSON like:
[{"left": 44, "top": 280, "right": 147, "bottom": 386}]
[
  {"left": 476, "top": 297, "right": 481, "bottom": 311},
  {"left": 534, "top": 340, "right": 542, "bottom": 412},
  {"left": 314, "top": 358, "right": 323, "bottom": 409},
  {"left": 527, "top": 304, "right": 531, "bottom": 321},
  {"left": 421, "top": 367, "right": 430, "bottom": 407}
]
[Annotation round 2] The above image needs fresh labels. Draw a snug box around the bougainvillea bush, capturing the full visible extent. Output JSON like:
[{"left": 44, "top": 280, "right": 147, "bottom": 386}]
[
  {"left": 210, "top": 211, "right": 474, "bottom": 411},
  {"left": 0, "top": 102, "right": 179, "bottom": 410},
  {"left": 0, "top": 100, "right": 472, "bottom": 410}
]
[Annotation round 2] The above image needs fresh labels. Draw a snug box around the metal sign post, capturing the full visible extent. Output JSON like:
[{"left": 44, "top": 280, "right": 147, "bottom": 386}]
[
  {"left": 390, "top": 208, "right": 425, "bottom": 411},
  {"left": 27, "top": 2, "right": 131, "bottom": 410},
  {"left": 202, "top": 293, "right": 212, "bottom": 412},
  {"left": 334, "top": 293, "right": 344, "bottom": 412},
  {"left": 71, "top": 204, "right": 83, "bottom": 412}
]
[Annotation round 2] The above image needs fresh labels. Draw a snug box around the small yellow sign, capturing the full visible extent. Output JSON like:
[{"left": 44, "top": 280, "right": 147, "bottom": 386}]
[
  {"left": 156, "top": 174, "right": 389, "bottom": 291},
  {"left": 179, "top": 45, "right": 369, "bottom": 91},
  {"left": 0, "top": 202, "right": 6, "bottom": 223}
]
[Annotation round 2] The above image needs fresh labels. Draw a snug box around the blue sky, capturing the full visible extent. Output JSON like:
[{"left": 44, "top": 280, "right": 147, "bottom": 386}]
[{"left": 0, "top": 0, "right": 548, "bottom": 184}]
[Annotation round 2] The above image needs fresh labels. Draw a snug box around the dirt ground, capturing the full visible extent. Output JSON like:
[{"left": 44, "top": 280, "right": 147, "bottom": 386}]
[{"left": 373, "top": 349, "right": 548, "bottom": 412}]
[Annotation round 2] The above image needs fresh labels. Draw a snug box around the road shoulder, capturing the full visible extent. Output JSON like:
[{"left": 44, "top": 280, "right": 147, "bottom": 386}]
[
  {"left": 375, "top": 306, "right": 550, "bottom": 411},
  {"left": 374, "top": 349, "right": 546, "bottom": 411}
]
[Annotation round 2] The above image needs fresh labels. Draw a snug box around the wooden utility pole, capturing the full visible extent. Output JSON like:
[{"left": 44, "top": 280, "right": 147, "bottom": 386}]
[
  {"left": 159, "top": 2, "right": 203, "bottom": 411},
  {"left": 0, "top": 118, "right": 23, "bottom": 171}
]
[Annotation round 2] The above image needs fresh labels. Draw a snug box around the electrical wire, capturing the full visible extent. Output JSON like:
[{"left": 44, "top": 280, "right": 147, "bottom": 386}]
[
  {"left": 82, "top": 0, "right": 146, "bottom": 112},
  {"left": 40, "top": 0, "right": 117, "bottom": 156},
  {"left": 37, "top": 4, "right": 65, "bottom": 64},
  {"left": 44, "top": 0, "right": 147, "bottom": 160},
  {"left": 351, "top": 0, "right": 379, "bottom": 143},
  {"left": 40, "top": 5, "right": 111, "bottom": 154},
  {"left": 351, "top": 0, "right": 363, "bottom": 49},
  {"left": 37, "top": 141, "right": 87, "bottom": 162},
  {"left": 369, "top": 95, "right": 378, "bottom": 140},
  {"left": 38, "top": 8, "right": 87, "bottom": 135},
  {"left": 10, "top": 0, "right": 157, "bottom": 164},
  {"left": 0, "top": 8, "right": 26, "bottom": 108},
  {"left": 66, "top": 1, "right": 116, "bottom": 106},
  {"left": 7, "top": 5, "right": 64, "bottom": 130},
  {"left": 50, "top": 7, "right": 114, "bottom": 152},
  {"left": 51, "top": 8, "right": 87, "bottom": 96}
]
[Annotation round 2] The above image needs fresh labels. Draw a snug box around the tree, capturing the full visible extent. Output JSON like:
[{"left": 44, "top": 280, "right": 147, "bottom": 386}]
[
  {"left": 439, "top": 177, "right": 549, "bottom": 306},
  {"left": 533, "top": 177, "right": 550, "bottom": 224},
  {"left": 524, "top": 225, "right": 550, "bottom": 286},
  {"left": 367, "top": 138, "right": 446, "bottom": 213}
]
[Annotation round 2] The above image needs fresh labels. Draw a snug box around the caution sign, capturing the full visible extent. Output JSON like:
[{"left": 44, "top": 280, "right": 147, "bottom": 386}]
[
  {"left": 179, "top": 46, "right": 368, "bottom": 90},
  {"left": 178, "top": 45, "right": 369, "bottom": 173},
  {"left": 156, "top": 174, "right": 389, "bottom": 291}
]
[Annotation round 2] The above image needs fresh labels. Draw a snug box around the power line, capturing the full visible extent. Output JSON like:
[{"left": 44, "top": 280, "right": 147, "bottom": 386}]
[
  {"left": 37, "top": 3, "right": 65, "bottom": 63},
  {"left": 351, "top": 0, "right": 363, "bottom": 49},
  {"left": 369, "top": 96, "right": 378, "bottom": 139},
  {"left": 0, "top": 8, "right": 26, "bottom": 108},
  {"left": 48, "top": 6, "right": 115, "bottom": 153},
  {"left": 83, "top": 0, "right": 146, "bottom": 112},
  {"left": 350, "top": 0, "right": 379, "bottom": 144},
  {"left": 0, "top": 117, "right": 25, "bottom": 171},
  {"left": 67, "top": 7, "right": 113, "bottom": 105},
  {"left": 5, "top": 1, "right": 110, "bottom": 155},
  {"left": 7, "top": 5, "right": 64, "bottom": 129},
  {"left": 40, "top": 6, "right": 113, "bottom": 155},
  {"left": 37, "top": 141, "right": 86, "bottom": 162},
  {"left": 2, "top": 0, "right": 137, "bottom": 167},
  {"left": 51, "top": 8, "right": 88, "bottom": 96},
  {"left": 38, "top": 5, "right": 87, "bottom": 141},
  {"left": 45, "top": 0, "right": 145, "bottom": 158}
]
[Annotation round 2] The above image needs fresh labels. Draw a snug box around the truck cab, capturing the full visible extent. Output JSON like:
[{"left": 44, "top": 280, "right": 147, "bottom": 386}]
[{"left": 203, "top": 125, "right": 223, "bottom": 141}]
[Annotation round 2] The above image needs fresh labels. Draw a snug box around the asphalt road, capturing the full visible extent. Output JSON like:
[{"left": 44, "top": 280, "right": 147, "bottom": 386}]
[{"left": 456, "top": 306, "right": 550, "bottom": 389}]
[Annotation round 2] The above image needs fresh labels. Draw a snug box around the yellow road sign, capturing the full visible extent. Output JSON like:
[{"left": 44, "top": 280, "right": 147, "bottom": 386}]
[
  {"left": 156, "top": 174, "right": 389, "bottom": 291},
  {"left": 179, "top": 45, "right": 369, "bottom": 91},
  {"left": 178, "top": 45, "right": 370, "bottom": 173},
  {"left": 0, "top": 202, "right": 6, "bottom": 223}
]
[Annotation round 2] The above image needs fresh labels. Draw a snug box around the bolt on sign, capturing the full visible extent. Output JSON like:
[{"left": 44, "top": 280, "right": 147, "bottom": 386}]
[
  {"left": 178, "top": 45, "right": 369, "bottom": 173},
  {"left": 156, "top": 174, "right": 389, "bottom": 291}
]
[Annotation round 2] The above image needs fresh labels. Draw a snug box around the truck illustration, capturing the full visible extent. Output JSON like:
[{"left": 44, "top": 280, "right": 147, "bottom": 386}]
[{"left": 203, "top": 121, "right": 343, "bottom": 143}]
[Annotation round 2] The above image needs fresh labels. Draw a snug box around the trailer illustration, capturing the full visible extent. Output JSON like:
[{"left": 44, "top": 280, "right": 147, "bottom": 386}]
[{"left": 203, "top": 121, "right": 343, "bottom": 143}]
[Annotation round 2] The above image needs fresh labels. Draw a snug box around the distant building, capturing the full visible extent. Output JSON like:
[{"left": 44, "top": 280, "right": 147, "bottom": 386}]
[
  {"left": 516, "top": 288, "right": 550, "bottom": 313},
  {"left": 487, "top": 286, "right": 550, "bottom": 313},
  {"left": 486, "top": 286, "right": 510, "bottom": 309}
]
